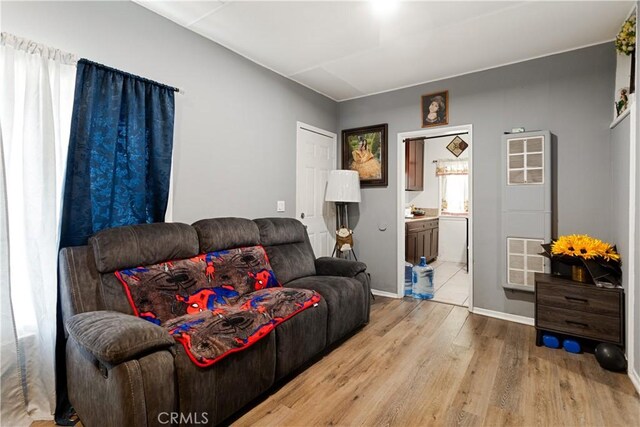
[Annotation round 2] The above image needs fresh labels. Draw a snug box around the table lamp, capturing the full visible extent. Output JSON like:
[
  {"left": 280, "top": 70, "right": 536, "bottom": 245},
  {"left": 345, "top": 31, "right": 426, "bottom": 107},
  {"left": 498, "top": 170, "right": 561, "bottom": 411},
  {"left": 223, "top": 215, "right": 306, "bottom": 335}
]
[{"left": 325, "top": 170, "right": 361, "bottom": 258}]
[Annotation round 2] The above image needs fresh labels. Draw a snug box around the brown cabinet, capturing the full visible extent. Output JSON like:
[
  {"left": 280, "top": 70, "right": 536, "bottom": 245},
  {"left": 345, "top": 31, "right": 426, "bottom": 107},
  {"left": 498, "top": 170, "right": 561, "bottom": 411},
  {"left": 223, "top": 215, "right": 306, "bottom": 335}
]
[
  {"left": 405, "top": 139, "right": 424, "bottom": 191},
  {"left": 534, "top": 273, "right": 625, "bottom": 349},
  {"left": 405, "top": 219, "right": 438, "bottom": 265}
]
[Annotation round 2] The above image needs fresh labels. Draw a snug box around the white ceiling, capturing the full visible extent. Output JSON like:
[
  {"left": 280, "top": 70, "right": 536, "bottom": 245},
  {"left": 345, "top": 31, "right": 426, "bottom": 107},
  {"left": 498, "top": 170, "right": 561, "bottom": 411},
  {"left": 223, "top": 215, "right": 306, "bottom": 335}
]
[{"left": 134, "top": 1, "right": 633, "bottom": 101}]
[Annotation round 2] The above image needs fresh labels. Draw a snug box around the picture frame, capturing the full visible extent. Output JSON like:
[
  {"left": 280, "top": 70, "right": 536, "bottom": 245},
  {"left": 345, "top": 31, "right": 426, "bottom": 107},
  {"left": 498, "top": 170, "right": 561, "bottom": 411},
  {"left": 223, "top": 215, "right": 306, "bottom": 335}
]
[
  {"left": 421, "top": 90, "right": 449, "bottom": 128},
  {"left": 341, "top": 123, "right": 388, "bottom": 187}
]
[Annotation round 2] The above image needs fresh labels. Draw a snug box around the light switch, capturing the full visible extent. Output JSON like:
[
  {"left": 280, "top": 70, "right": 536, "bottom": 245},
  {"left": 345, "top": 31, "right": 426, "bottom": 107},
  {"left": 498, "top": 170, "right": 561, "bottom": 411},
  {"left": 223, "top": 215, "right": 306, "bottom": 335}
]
[{"left": 277, "top": 201, "right": 285, "bottom": 212}]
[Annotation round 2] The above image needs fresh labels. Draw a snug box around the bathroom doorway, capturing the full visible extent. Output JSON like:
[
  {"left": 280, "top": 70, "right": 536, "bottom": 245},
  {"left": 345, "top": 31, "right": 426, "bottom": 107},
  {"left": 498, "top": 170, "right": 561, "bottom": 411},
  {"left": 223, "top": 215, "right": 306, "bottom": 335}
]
[{"left": 396, "top": 124, "right": 473, "bottom": 309}]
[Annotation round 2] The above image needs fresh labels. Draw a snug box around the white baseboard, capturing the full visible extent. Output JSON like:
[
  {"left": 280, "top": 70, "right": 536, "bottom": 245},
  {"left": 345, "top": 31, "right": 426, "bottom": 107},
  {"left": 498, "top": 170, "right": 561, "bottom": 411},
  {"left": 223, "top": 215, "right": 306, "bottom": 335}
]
[
  {"left": 629, "top": 368, "right": 640, "bottom": 395},
  {"left": 472, "top": 307, "right": 535, "bottom": 326},
  {"left": 372, "top": 289, "right": 401, "bottom": 299}
]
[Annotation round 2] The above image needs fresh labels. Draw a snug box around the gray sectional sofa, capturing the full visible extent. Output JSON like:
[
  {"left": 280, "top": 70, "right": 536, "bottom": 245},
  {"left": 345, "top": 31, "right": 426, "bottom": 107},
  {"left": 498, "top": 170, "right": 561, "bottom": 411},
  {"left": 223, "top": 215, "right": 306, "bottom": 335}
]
[{"left": 59, "top": 217, "right": 371, "bottom": 426}]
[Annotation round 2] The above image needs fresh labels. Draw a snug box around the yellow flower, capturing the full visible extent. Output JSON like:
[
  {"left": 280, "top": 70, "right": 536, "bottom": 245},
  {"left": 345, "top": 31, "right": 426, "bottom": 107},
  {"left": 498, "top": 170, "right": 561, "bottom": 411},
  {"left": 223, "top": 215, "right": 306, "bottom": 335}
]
[
  {"left": 551, "top": 234, "right": 620, "bottom": 262},
  {"left": 551, "top": 234, "right": 583, "bottom": 257},
  {"left": 601, "top": 244, "right": 621, "bottom": 262},
  {"left": 573, "top": 237, "right": 599, "bottom": 260}
]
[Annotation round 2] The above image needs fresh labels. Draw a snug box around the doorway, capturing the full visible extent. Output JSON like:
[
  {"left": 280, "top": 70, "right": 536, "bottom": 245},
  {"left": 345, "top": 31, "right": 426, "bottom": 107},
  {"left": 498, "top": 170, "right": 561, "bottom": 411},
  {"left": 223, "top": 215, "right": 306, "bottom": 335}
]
[
  {"left": 396, "top": 124, "right": 474, "bottom": 310},
  {"left": 296, "top": 122, "right": 337, "bottom": 257}
]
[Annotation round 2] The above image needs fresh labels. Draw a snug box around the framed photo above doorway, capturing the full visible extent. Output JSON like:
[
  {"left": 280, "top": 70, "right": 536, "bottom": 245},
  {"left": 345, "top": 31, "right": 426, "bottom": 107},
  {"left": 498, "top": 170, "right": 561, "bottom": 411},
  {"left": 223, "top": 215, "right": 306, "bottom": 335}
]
[
  {"left": 341, "top": 123, "right": 388, "bottom": 187},
  {"left": 421, "top": 90, "right": 449, "bottom": 128}
]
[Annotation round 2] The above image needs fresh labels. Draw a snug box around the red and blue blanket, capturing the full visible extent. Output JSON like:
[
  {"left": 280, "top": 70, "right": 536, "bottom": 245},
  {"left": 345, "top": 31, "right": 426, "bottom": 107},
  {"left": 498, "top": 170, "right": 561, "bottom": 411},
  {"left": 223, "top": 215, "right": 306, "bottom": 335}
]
[{"left": 115, "top": 246, "right": 320, "bottom": 367}]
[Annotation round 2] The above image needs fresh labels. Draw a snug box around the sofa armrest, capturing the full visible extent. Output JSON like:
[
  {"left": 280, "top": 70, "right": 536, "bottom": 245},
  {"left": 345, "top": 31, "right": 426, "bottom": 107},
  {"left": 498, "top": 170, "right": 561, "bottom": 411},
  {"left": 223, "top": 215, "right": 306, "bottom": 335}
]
[
  {"left": 65, "top": 311, "right": 174, "bottom": 366},
  {"left": 314, "top": 257, "right": 367, "bottom": 278}
]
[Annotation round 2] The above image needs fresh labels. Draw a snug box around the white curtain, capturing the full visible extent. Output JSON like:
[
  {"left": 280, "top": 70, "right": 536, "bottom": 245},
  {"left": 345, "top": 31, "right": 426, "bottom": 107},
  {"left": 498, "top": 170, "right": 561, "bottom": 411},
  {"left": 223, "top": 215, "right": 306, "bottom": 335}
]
[
  {"left": 0, "top": 32, "right": 76, "bottom": 425},
  {"left": 437, "top": 159, "right": 469, "bottom": 215}
]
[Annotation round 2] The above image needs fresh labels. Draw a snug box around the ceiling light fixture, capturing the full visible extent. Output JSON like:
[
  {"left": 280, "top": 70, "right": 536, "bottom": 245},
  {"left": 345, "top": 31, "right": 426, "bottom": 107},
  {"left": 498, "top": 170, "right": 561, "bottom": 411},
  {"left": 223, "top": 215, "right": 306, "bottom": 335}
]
[{"left": 371, "top": 0, "right": 399, "bottom": 16}]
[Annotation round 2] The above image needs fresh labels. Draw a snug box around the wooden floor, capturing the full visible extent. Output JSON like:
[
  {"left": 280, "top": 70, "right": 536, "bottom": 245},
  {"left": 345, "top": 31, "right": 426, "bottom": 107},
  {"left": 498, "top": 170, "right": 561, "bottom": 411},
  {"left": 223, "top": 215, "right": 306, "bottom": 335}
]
[
  {"left": 233, "top": 297, "right": 640, "bottom": 427},
  {"left": 33, "top": 298, "right": 639, "bottom": 427}
]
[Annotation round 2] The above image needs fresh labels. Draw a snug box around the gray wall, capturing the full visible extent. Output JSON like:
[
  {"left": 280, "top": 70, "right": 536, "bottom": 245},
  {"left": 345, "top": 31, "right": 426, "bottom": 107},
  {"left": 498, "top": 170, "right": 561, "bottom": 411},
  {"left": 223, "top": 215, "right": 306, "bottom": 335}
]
[
  {"left": 2, "top": 1, "right": 337, "bottom": 224},
  {"left": 609, "top": 115, "right": 630, "bottom": 349},
  {"left": 338, "top": 43, "right": 616, "bottom": 317}
]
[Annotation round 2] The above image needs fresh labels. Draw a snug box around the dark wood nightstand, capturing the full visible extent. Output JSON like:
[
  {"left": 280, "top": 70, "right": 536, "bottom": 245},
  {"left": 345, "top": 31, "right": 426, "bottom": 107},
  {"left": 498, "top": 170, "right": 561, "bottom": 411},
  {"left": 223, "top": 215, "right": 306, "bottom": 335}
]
[{"left": 534, "top": 273, "right": 625, "bottom": 349}]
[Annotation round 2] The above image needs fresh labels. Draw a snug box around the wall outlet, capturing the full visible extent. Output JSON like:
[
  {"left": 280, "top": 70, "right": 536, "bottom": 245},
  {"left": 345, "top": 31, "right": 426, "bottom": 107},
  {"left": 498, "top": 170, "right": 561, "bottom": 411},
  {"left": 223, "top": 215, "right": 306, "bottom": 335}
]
[{"left": 276, "top": 200, "right": 285, "bottom": 212}]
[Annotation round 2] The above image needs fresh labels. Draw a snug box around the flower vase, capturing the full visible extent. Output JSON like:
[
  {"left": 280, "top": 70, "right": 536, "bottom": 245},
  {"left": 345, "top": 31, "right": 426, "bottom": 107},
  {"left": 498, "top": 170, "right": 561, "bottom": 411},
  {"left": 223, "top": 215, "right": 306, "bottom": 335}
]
[{"left": 571, "top": 265, "right": 589, "bottom": 283}]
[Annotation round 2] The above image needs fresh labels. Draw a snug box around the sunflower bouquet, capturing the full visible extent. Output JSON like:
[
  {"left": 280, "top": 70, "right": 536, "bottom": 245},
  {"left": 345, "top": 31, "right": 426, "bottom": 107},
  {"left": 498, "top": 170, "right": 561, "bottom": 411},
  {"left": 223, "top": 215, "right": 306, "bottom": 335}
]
[
  {"left": 540, "top": 235, "right": 622, "bottom": 286},
  {"left": 615, "top": 14, "right": 636, "bottom": 56}
]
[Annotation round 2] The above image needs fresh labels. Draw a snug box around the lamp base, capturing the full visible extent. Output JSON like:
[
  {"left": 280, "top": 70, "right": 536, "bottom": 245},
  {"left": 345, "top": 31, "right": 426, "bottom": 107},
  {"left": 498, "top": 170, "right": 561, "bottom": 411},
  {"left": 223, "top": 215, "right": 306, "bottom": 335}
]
[{"left": 331, "top": 243, "right": 358, "bottom": 261}]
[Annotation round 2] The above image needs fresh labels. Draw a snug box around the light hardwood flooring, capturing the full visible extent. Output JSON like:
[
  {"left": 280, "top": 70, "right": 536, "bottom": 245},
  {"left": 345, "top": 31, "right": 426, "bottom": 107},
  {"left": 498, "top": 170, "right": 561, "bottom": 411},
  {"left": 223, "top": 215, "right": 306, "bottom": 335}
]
[
  {"left": 32, "top": 298, "right": 639, "bottom": 427},
  {"left": 234, "top": 297, "right": 639, "bottom": 427}
]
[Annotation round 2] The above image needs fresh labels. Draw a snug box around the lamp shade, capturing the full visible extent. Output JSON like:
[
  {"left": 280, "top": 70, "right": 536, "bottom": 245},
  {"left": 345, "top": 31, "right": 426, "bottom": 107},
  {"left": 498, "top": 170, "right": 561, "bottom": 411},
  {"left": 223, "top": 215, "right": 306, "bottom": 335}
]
[{"left": 325, "top": 170, "right": 361, "bottom": 203}]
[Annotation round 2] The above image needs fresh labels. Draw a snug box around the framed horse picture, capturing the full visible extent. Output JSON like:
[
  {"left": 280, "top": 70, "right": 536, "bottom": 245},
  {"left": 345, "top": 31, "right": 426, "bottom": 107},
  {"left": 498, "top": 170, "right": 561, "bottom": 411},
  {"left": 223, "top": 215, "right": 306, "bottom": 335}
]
[{"left": 341, "top": 124, "right": 388, "bottom": 187}]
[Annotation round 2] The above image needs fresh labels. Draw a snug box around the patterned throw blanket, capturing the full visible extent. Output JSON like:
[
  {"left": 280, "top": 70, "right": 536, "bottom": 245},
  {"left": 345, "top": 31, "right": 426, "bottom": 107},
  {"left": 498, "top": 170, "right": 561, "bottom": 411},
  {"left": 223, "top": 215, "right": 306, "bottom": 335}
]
[{"left": 115, "top": 246, "right": 320, "bottom": 367}]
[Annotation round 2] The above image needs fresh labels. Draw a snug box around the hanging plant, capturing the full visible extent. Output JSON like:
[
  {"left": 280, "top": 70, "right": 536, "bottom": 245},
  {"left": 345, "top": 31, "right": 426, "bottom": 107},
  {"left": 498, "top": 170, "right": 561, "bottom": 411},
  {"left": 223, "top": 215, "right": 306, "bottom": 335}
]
[{"left": 615, "top": 14, "right": 636, "bottom": 56}]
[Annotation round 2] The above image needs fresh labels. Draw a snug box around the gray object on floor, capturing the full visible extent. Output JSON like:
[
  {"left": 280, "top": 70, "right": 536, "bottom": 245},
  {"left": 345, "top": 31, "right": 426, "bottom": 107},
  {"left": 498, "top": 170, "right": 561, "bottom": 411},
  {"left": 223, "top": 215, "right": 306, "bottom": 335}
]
[
  {"left": 595, "top": 343, "right": 627, "bottom": 372},
  {"left": 59, "top": 217, "right": 371, "bottom": 427}
]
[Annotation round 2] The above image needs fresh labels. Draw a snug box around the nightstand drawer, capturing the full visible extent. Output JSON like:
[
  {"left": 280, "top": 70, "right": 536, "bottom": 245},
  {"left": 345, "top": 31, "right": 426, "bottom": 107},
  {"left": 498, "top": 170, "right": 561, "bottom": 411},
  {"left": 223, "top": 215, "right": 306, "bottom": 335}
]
[
  {"left": 537, "top": 305, "right": 621, "bottom": 343},
  {"left": 536, "top": 281, "right": 620, "bottom": 316}
]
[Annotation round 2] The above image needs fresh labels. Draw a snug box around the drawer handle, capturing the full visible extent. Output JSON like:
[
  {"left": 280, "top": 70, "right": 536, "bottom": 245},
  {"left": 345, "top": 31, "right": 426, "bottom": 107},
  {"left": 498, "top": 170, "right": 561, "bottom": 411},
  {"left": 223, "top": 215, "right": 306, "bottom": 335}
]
[
  {"left": 564, "top": 296, "right": 588, "bottom": 303},
  {"left": 565, "top": 320, "right": 589, "bottom": 328}
]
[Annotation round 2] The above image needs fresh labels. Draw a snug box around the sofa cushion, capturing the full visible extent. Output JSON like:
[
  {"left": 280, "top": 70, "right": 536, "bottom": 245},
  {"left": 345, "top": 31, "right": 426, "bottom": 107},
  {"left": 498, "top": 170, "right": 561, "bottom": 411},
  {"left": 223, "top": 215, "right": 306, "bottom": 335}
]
[
  {"left": 90, "top": 222, "right": 199, "bottom": 273},
  {"left": 254, "top": 217, "right": 308, "bottom": 246},
  {"left": 115, "top": 246, "right": 280, "bottom": 324},
  {"left": 174, "top": 332, "right": 276, "bottom": 425},
  {"left": 274, "top": 297, "right": 328, "bottom": 380},
  {"left": 285, "top": 275, "right": 366, "bottom": 344},
  {"left": 254, "top": 218, "right": 316, "bottom": 284},
  {"left": 192, "top": 217, "right": 260, "bottom": 253}
]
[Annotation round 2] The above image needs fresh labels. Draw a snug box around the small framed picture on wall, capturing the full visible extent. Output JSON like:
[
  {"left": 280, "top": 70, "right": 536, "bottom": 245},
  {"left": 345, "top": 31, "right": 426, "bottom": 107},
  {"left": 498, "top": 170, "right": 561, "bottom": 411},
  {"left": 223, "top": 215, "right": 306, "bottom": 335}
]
[
  {"left": 421, "top": 90, "right": 449, "bottom": 128},
  {"left": 341, "top": 123, "right": 388, "bottom": 187}
]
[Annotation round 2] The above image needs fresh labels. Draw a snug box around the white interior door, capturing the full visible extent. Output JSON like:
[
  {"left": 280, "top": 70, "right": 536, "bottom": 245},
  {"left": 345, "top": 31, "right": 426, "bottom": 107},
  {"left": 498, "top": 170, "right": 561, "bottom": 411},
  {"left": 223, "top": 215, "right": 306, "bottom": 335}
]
[{"left": 296, "top": 122, "right": 336, "bottom": 257}]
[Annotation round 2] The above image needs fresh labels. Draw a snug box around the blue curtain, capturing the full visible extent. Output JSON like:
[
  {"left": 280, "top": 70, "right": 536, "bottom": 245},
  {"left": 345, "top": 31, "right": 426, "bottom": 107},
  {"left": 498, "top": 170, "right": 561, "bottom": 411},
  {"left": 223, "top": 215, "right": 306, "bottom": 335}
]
[{"left": 60, "top": 59, "right": 175, "bottom": 247}]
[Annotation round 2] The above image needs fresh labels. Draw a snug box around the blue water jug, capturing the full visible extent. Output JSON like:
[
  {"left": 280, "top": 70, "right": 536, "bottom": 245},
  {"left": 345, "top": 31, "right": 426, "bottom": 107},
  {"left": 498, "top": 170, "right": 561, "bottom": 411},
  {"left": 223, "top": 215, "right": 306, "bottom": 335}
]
[
  {"left": 404, "top": 262, "right": 413, "bottom": 296},
  {"left": 412, "top": 257, "right": 434, "bottom": 300}
]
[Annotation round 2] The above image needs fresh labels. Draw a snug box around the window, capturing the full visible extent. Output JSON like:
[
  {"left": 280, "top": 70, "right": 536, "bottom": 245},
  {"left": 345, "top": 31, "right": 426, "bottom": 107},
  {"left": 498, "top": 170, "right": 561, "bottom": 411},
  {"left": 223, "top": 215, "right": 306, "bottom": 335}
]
[
  {"left": 440, "top": 175, "right": 468, "bottom": 215},
  {"left": 436, "top": 159, "right": 469, "bottom": 215}
]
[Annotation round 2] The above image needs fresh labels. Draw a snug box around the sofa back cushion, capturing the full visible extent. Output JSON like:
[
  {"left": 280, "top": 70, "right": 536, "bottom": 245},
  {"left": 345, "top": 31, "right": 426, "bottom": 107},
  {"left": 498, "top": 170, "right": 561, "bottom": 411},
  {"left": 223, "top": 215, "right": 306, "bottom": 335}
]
[
  {"left": 115, "top": 246, "right": 280, "bottom": 324},
  {"left": 88, "top": 222, "right": 200, "bottom": 312},
  {"left": 192, "top": 217, "right": 260, "bottom": 253},
  {"left": 253, "top": 218, "right": 316, "bottom": 284},
  {"left": 89, "top": 222, "right": 200, "bottom": 273}
]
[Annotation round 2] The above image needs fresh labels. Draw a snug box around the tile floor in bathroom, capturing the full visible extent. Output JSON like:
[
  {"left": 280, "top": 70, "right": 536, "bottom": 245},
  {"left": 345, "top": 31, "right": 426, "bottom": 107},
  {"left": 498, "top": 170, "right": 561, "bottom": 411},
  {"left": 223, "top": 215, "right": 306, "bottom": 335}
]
[{"left": 430, "top": 259, "right": 469, "bottom": 307}]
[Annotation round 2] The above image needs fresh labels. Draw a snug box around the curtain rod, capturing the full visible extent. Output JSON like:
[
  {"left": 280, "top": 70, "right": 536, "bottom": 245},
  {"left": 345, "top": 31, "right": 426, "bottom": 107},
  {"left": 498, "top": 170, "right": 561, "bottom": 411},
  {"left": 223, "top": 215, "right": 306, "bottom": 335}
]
[
  {"left": 78, "top": 58, "right": 181, "bottom": 93},
  {"left": 432, "top": 158, "right": 469, "bottom": 163},
  {"left": 403, "top": 131, "right": 468, "bottom": 143}
]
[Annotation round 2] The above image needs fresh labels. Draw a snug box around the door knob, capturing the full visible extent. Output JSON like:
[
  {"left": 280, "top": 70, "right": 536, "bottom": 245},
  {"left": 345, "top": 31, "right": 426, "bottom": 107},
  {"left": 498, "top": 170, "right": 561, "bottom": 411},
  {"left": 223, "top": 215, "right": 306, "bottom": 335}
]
[{"left": 300, "top": 213, "right": 305, "bottom": 219}]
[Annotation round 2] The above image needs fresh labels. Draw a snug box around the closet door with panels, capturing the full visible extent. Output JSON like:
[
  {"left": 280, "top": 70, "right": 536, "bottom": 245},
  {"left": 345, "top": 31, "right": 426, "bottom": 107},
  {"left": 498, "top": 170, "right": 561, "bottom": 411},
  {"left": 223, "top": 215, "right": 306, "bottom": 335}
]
[{"left": 500, "top": 131, "right": 553, "bottom": 292}]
